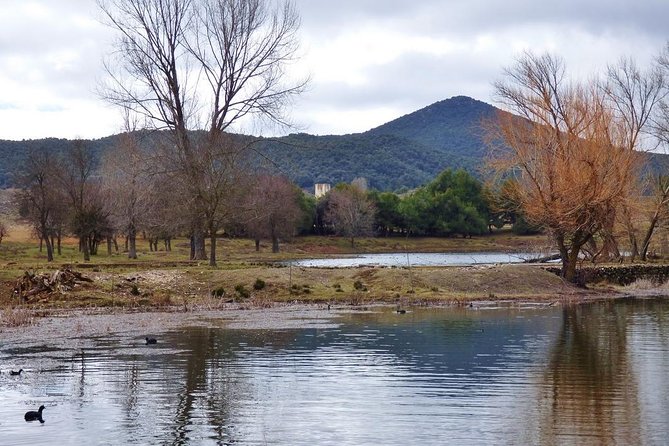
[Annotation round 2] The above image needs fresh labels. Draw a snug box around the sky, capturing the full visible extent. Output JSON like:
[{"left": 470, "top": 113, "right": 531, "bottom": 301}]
[{"left": 0, "top": 0, "right": 667, "bottom": 141}]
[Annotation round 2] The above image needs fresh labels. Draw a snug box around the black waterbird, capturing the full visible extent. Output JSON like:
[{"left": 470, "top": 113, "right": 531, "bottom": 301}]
[
  {"left": 145, "top": 337, "right": 157, "bottom": 345},
  {"left": 10, "top": 369, "right": 23, "bottom": 376},
  {"left": 24, "top": 405, "right": 45, "bottom": 423}
]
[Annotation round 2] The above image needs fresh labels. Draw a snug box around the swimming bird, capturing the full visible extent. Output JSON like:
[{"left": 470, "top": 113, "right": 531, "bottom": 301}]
[
  {"left": 10, "top": 369, "right": 23, "bottom": 376},
  {"left": 145, "top": 337, "right": 157, "bottom": 345},
  {"left": 396, "top": 306, "right": 406, "bottom": 314},
  {"left": 24, "top": 405, "right": 45, "bottom": 423}
]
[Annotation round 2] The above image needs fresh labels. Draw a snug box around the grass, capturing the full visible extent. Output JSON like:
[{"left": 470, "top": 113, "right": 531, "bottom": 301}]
[{"left": 0, "top": 221, "right": 587, "bottom": 313}]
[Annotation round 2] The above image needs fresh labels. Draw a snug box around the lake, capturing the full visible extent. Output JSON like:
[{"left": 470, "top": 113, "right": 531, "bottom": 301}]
[
  {"left": 1, "top": 298, "right": 668, "bottom": 445},
  {"left": 287, "top": 252, "right": 541, "bottom": 267}
]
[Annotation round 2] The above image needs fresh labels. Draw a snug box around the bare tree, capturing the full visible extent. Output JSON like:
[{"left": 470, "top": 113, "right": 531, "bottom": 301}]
[
  {"left": 325, "top": 184, "right": 376, "bottom": 248},
  {"left": 14, "top": 149, "right": 62, "bottom": 261},
  {"left": 244, "top": 174, "right": 302, "bottom": 253},
  {"left": 490, "top": 52, "right": 642, "bottom": 282},
  {"left": 101, "top": 131, "right": 152, "bottom": 259},
  {"left": 56, "top": 141, "right": 110, "bottom": 261},
  {"left": 98, "top": 0, "right": 306, "bottom": 266},
  {"left": 601, "top": 56, "right": 667, "bottom": 260}
]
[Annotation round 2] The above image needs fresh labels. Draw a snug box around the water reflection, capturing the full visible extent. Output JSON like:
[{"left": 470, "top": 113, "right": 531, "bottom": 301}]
[
  {"left": 1, "top": 299, "right": 668, "bottom": 445},
  {"left": 532, "top": 302, "right": 641, "bottom": 445}
]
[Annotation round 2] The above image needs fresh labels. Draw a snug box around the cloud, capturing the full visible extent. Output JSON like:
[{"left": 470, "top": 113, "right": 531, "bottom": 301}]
[
  {"left": 287, "top": 1, "right": 669, "bottom": 136},
  {"left": 0, "top": 0, "right": 667, "bottom": 140}
]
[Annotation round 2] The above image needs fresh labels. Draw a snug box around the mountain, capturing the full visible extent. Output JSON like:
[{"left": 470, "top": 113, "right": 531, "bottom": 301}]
[
  {"left": 367, "top": 95, "right": 495, "bottom": 159},
  {"left": 255, "top": 95, "right": 495, "bottom": 190},
  {"left": 1, "top": 96, "right": 667, "bottom": 191}
]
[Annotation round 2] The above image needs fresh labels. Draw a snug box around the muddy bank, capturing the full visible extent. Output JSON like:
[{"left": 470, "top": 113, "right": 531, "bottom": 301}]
[{"left": 0, "top": 287, "right": 632, "bottom": 350}]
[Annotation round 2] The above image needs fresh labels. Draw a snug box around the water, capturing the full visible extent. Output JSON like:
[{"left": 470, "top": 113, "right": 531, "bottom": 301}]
[
  {"left": 1, "top": 298, "right": 669, "bottom": 445},
  {"left": 287, "top": 252, "right": 541, "bottom": 267}
]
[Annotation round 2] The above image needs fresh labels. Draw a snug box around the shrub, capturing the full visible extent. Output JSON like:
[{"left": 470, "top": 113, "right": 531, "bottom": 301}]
[
  {"left": 211, "top": 287, "right": 226, "bottom": 298},
  {"left": 253, "top": 278, "right": 266, "bottom": 290},
  {"left": 235, "top": 284, "right": 250, "bottom": 299},
  {"left": 130, "top": 284, "right": 140, "bottom": 296},
  {"left": 353, "top": 280, "right": 367, "bottom": 291}
]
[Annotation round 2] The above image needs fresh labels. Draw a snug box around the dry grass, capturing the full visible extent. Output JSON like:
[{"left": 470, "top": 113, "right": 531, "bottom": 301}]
[
  {"left": 623, "top": 277, "right": 669, "bottom": 291},
  {"left": 1, "top": 306, "right": 34, "bottom": 327},
  {"left": 0, "top": 220, "right": 589, "bottom": 310}
]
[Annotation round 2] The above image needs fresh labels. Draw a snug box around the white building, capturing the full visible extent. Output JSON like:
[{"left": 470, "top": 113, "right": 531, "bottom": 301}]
[{"left": 314, "top": 183, "right": 331, "bottom": 198}]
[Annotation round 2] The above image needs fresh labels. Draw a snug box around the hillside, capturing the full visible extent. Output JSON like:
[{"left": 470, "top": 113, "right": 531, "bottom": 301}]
[
  {"left": 0, "top": 96, "right": 667, "bottom": 191},
  {"left": 254, "top": 95, "right": 494, "bottom": 190}
]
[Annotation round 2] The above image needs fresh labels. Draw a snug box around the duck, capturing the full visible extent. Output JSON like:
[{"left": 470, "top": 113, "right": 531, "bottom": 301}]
[
  {"left": 24, "top": 405, "right": 45, "bottom": 423},
  {"left": 396, "top": 306, "right": 406, "bottom": 314},
  {"left": 145, "top": 337, "right": 157, "bottom": 345},
  {"left": 10, "top": 369, "right": 23, "bottom": 376}
]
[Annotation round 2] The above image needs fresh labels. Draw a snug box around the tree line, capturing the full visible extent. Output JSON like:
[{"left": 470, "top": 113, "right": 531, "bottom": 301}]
[{"left": 14, "top": 137, "right": 514, "bottom": 261}]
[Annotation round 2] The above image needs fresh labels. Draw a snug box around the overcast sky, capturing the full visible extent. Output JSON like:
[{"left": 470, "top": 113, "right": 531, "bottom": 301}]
[{"left": 0, "top": 0, "right": 667, "bottom": 140}]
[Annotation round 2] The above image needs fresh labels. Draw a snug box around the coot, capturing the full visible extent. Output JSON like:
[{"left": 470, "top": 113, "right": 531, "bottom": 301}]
[
  {"left": 24, "top": 405, "right": 45, "bottom": 423},
  {"left": 145, "top": 337, "right": 157, "bottom": 345}
]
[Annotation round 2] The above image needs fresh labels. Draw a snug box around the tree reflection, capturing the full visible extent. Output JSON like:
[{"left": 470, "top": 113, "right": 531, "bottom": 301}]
[{"left": 536, "top": 302, "right": 642, "bottom": 445}]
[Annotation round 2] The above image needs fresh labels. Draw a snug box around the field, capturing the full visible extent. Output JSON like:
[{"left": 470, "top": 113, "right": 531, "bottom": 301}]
[{"left": 0, "top": 212, "right": 601, "bottom": 316}]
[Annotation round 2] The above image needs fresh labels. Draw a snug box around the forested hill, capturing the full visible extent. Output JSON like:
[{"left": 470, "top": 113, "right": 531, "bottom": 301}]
[
  {"left": 1, "top": 96, "right": 667, "bottom": 191},
  {"left": 254, "top": 95, "right": 496, "bottom": 190}
]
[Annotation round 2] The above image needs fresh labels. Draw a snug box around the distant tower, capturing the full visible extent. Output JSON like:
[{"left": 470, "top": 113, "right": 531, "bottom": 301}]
[{"left": 314, "top": 183, "right": 331, "bottom": 198}]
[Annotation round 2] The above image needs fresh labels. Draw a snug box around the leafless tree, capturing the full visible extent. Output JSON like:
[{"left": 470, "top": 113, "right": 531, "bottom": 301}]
[
  {"left": 101, "top": 130, "right": 153, "bottom": 259},
  {"left": 601, "top": 56, "right": 667, "bottom": 260},
  {"left": 325, "top": 184, "right": 376, "bottom": 248},
  {"left": 490, "top": 52, "right": 642, "bottom": 282},
  {"left": 98, "top": 0, "right": 307, "bottom": 266},
  {"left": 56, "top": 141, "right": 110, "bottom": 261},
  {"left": 14, "top": 149, "right": 63, "bottom": 261},
  {"left": 244, "top": 174, "right": 302, "bottom": 253}
]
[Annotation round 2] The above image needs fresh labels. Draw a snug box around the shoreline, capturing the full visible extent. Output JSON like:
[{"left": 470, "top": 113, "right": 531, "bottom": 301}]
[{"left": 0, "top": 287, "right": 649, "bottom": 339}]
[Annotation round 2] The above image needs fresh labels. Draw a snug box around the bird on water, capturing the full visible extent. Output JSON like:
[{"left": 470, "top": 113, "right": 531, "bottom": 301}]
[
  {"left": 24, "top": 405, "right": 45, "bottom": 423},
  {"left": 10, "top": 369, "right": 23, "bottom": 376},
  {"left": 145, "top": 337, "right": 157, "bottom": 345}
]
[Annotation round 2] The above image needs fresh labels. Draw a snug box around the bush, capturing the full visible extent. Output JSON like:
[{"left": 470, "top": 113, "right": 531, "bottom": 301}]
[
  {"left": 211, "top": 287, "right": 226, "bottom": 298},
  {"left": 130, "top": 284, "right": 140, "bottom": 296},
  {"left": 235, "top": 284, "right": 250, "bottom": 299},
  {"left": 353, "top": 280, "right": 367, "bottom": 291},
  {"left": 253, "top": 278, "right": 266, "bottom": 290}
]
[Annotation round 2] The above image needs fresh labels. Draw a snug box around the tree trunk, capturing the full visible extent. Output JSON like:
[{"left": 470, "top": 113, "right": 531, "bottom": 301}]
[
  {"left": 39, "top": 237, "right": 43, "bottom": 252},
  {"left": 640, "top": 212, "right": 661, "bottom": 261},
  {"left": 191, "top": 232, "right": 207, "bottom": 260},
  {"left": 255, "top": 238, "right": 260, "bottom": 252},
  {"left": 107, "top": 237, "right": 113, "bottom": 256},
  {"left": 209, "top": 233, "right": 217, "bottom": 267},
  {"left": 81, "top": 236, "right": 90, "bottom": 261},
  {"left": 44, "top": 236, "right": 54, "bottom": 262},
  {"left": 562, "top": 249, "right": 580, "bottom": 284},
  {"left": 128, "top": 232, "right": 137, "bottom": 259},
  {"left": 272, "top": 235, "right": 279, "bottom": 253},
  {"left": 57, "top": 232, "right": 62, "bottom": 255}
]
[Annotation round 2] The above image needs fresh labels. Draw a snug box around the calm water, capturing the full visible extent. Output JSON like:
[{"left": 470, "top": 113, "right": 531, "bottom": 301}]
[
  {"left": 288, "top": 252, "right": 539, "bottom": 267},
  {"left": 1, "top": 298, "right": 669, "bottom": 445}
]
